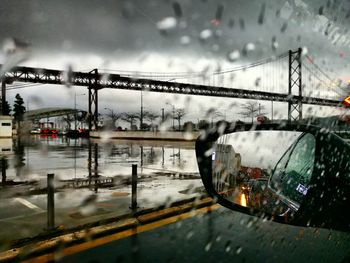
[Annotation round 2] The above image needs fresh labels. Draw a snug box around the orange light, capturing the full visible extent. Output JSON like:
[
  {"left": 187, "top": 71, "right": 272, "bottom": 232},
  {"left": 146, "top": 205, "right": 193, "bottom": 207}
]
[
  {"left": 240, "top": 193, "right": 247, "bottom": 207},
  {"left": 343, "top": 96, "right": 350, "bottom": 107}
]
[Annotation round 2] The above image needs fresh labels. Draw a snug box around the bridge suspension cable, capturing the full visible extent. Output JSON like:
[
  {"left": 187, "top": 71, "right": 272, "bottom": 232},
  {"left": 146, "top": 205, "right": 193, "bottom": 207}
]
[{"left": 302, "top": 55, "right": 344, "bottom": 100}]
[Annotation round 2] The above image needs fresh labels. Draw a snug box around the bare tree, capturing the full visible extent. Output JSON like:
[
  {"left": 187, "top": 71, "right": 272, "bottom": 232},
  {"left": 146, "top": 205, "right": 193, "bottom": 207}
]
[
  {"left": 133, "top": 111, "right": 160, "bottom": 130},
  {"left": 62, "top": 114, "right": 74, "bottom": 130},
  {"left": 105, "top": 109, "right": 122, "bottom": 129},
  {"left": 121, "top": 112, "right": 138, "bottom": 130},
  {"left": 145, "top": 111, "right": 160, "bottom": 130},
  {"left": 206, "top": 109, "right": 224, "bottom": 127},
  {"left": 174, "top": 108, "right": 186, "bottom": 131},
  {"left": 238, "top": 101, "right": 266, "bottom": 123}
]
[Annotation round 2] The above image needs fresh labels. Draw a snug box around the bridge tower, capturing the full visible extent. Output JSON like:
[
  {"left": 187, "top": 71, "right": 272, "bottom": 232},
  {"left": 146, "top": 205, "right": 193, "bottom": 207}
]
[
  {"left": 88, "top": 69, "right": 100, "bottom": 130},
  {"left": 288, "top": 48, "right": 302, "bottom": 122}
]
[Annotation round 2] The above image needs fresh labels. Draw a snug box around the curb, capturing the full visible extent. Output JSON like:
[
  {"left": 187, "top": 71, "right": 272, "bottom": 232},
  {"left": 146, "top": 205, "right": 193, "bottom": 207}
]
[{"left": 0, "top": 196, "right": 215, "bottom": 262}]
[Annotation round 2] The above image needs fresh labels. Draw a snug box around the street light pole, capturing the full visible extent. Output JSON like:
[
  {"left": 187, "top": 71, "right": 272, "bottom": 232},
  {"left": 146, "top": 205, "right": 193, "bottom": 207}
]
[
  {"left": 74, "top": 92, "right": 77, "bottom": 130},
  {"left": 165, "top": 103, "right": 175, "bottom": 131}
]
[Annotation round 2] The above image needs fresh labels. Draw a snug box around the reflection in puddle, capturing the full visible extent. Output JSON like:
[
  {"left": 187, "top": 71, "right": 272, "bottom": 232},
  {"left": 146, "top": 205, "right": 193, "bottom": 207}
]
[{"left": 0, "top": 136, "right": 201, "bottom": 203}]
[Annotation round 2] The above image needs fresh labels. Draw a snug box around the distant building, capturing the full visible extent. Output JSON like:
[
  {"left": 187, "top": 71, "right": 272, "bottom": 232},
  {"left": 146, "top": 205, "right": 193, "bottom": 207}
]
[
  {"left": 0, "top": 115, "right": 13, "bottom": 138},
  {"left": 0, "top": 138, "right": 13, "bottom": 154}
]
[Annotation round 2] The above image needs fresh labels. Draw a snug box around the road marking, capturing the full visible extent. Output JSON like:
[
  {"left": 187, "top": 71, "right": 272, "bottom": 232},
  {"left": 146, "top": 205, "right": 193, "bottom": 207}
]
[
  {"left": 23, "top": 204, "right": 220, "bottom": 263},
  {"left": 0, "top": 211, "right": 45, "bottom": 222},
  {"left": 14, "top": 198, "right": 44, "bottom": 212}
]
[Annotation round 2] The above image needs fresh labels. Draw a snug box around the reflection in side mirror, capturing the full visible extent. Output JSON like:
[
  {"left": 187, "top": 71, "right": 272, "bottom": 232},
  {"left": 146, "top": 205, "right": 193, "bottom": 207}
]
[
  {"left": 196, "top": 123, "right": 350, "bottom": 232},
  {"left": 212, "top": 131, "right": 315, "bottom": 220}
]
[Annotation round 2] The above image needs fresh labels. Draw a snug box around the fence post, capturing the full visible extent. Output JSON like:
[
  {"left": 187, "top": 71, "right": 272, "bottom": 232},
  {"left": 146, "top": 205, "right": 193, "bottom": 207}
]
[
  {"left": 131, "top": 164, "right": 138, "bottom": 211},
  {"left": 47, "top": 173, "right": 55, "bottom": 230}
]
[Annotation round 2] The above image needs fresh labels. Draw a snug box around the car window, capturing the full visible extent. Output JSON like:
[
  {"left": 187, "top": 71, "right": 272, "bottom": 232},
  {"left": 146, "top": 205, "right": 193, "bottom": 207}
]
[{"left": 271, "top": 133, "right": 316, "bottom": 207}]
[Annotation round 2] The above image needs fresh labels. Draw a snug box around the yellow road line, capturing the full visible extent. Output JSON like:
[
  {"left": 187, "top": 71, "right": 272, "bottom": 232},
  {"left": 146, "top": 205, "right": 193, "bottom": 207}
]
[{"left": 23, "top": 204, "right": 220, "bottom": 263}]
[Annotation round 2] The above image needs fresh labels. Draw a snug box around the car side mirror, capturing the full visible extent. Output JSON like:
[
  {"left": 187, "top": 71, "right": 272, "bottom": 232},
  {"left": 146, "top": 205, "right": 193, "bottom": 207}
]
[{"left": 196, "top": 122, "right": 350, "bottom": 232}]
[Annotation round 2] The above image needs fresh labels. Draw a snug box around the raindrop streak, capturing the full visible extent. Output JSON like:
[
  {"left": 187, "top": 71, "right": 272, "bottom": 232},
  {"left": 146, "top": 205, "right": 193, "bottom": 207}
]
[
  {"left": 281, "top": 22, "right": 288, "bottom": 33},
  {"left": 172, "top": 2, "right": 183, "bottom": 18},
  {"left": 186, "top": 231, "right": 194, "bottom": 240},
  {"left": 228, "top": 18, "right": 234, "bottom": 28},
  {"left": 63, "top": 64, "right": 73, "bottom": 88},
  {"left": 215, "top": 4, "right": 224, "bottom": 21},
  {"left": 205, "top": 242, "right": 212, "bottom": 252},
  {"left": 236, "top": 246, "right": 242, "bottom": 254},
  {"left": 319, "top": 6, "right": 324, "bottom": 15},
  {"left": 239, "top": 18, "right": 245, "bottom": 30},
  {"left": 225, "top": 241, "right": 232, "bottom": 252},
  {"left": 258, "top": 3, "right": 266, "bottom": 25},
  {"left": 272, "top": 36, "right": 279, "bottom": 51}
]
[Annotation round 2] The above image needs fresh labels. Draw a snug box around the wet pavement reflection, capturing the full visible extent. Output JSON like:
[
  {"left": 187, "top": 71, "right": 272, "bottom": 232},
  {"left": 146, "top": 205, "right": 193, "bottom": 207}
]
[
  {"left": 1, "top": 135, "right": 199, "bottom": 186},
  {"left": 0, "top": 135, "right": 204, "bottom": 246}
]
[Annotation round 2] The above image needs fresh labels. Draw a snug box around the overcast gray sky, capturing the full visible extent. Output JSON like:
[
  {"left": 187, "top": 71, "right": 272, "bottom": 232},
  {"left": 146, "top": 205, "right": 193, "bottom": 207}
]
[{"left": 1, "top": 0, "right": 350, "bottom": 124}]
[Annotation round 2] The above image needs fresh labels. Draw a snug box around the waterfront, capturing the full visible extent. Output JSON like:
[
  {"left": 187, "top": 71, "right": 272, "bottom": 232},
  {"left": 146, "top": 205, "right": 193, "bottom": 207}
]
[{"left": 0, "top": 135, "right": 204, "bottom": 245}]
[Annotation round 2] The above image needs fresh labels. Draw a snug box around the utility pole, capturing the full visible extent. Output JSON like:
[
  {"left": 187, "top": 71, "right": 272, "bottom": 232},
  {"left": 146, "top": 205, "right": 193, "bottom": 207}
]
[
  {"left": 161, "top": 108, "right": 164, "bottom": 123},
  {"left": 172, "top": 105, "right": 175, "bottom": 131},
  {"left": 166, "top": 103, "right": 175, "bottom": 131},
  {"left": 140, "top": 91, "right": 143, "bottom": 130}
]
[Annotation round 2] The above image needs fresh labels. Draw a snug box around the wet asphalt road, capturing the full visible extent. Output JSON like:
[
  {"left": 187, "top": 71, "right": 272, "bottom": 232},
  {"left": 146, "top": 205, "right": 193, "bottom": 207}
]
[{"left": 60, "top": 207, "right": 350, "bottom": 263}]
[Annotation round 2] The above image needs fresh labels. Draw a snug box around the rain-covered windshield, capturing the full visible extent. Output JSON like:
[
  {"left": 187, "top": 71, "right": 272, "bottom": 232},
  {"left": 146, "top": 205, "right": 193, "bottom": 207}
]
[{"left": 0, "top": 1, "right": 349, "bottom": 262}]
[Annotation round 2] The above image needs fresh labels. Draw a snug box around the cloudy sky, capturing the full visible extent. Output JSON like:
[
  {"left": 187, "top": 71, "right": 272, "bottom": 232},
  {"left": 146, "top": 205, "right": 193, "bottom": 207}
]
[{"left": 1, "top": 0, "right": 350, "bottom": 124}]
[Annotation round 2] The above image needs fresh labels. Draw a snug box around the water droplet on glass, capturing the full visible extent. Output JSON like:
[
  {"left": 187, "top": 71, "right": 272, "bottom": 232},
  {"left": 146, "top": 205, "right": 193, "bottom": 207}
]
[
  {"left": 255, "top": 77, "right": 261, "bottom": 87},
  {"left": 205, "top": 242, "right": 212, "bottom": 252},
  {"left": 281, "top": 22, "right": 288, "bottom": 33},
  {"left": 184, "top": 131, "right": 194, "bottom": 140},
  {"left": 1, "top": 37, "right": 30, "bottom": 77},
  {"left": 242, "top": 43, "right": 255, "bottom": 56},
  {"left": 227, "top": 50, "right": 240, "bottom": 62},
  {"left": 225, "top": 241, "right": 232, "bottom": 252},
  {"left": 246, "top": 43, "right": 255, "bottom": 51},
  {"left": 157, "top": 17, "right": 177, "bottom": 31},
  {"left": 63, "top": 64, "right": 73, "bottom": 88},
  {"left": 228, "top": 18, "right": 234, "bottom": 28},
  {"left": 272, "top": 37, "right": 279, "bottom": 51},
  {"left": 239, "top": 18, "right": 245, "bottom": 30},
  {"left": 301, "top": 47, "right": 308, "bottom": 56},
  {"left": 186, "top": 231, "right": 194, "bottom": 239},
  {"left": 200, "top": 29, "right": 213, "bottom": 40},
  {"left": 180, "top": 36, "right": 191, "bottom": 45}
]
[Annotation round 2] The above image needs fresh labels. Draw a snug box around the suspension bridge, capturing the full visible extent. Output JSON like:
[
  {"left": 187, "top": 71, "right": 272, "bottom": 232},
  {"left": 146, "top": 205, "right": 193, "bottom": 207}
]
[{"left": 1, "top": 48, "right": 346, "bottom": 130}]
